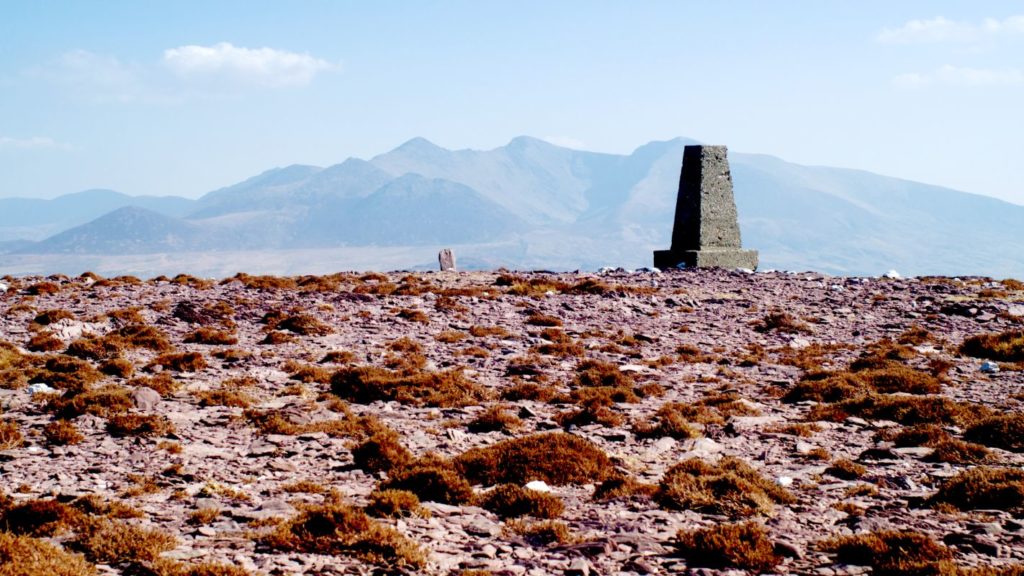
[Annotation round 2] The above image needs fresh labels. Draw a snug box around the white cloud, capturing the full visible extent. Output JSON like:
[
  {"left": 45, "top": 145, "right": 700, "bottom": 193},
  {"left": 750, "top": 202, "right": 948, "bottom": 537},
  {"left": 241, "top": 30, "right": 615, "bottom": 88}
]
[
  {"left": 878, "top": 15, "right": 1024, "bottom": 44},
  {"left": 894, "top": 65, "right": 1024, "bottom": 88},
  {"left": 0, "top": 136, "right": 72, "bottom": 150},
  {"left": 163, "top": 42, "right": 335, "bottom": 87}
]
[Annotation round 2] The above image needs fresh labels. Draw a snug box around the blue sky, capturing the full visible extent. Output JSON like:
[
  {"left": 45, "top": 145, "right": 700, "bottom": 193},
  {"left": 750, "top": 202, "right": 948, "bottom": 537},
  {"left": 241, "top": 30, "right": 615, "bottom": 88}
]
[{"left": 1, "top": 1, "right": 1022, "bottom": 204}]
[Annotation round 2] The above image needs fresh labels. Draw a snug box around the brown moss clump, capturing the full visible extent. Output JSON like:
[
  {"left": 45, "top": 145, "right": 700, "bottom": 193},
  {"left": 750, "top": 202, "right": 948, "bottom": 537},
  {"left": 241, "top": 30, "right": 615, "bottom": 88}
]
[
  {"left": 379, "top": 455, "right": 476, "bottom": 505},
  {"left": 633, "top": 402, "right": 714, "bottom": 439},
  {"left": 673, "top": 522, "right": 780, "bottom": 572},
  {"left": 0, "top": 532, "right": 96, "bottom": 576},
  {"left": 455, "top": 432, "right": 613, "bottom": 486},
  {"left": 820, "top": 530, "right": 954, "bottom": 576},
  {"left": 31, "top": 355, "right": 103, "bottom": 392},
  {"left": 72, "top": 517, "right": 177, "bottom": 563},
  {"left": 47, "top": 385, "right": 133, "bottom": 419},
  {"left": 554, "top": 404, "right": 624, "bottom": 428},
  {"left": 260, "top": 331, "right": 296, "bottom": 345},
  {"left": 320, "top": 350, "right": 356, "bottom": 364},
  {"left": 243, "top": 408, "right": 372, "bottom": 438},
  {"left": 364, "top": 489, "right": 425, "bottom": 519},
  {"left": 525, "top": 312, "right": 562, "bottom": 327},
  {"left": 0, "top": 420, "right": 23, "bottom": 450},
  {"left": 754, "top": 311, "right": 810, "bottom": 334},
  {"left": 809, "top": 393, "right": 990, "bottom": 427},
  {"left": 149, "top": 351, "right": 207, "bottom": 373},
  {"left": 961, "top": 330, "right": 1024, "bottom": 362},
  {"left": 98, "top": 357, "right": 134, "bottom": 378},
  {"left": 331, "top": 365, "right": 489, "bottom": 407},
  {"left": 352, "top": 430, "right": 414, "bottom": 474},
  {"left": 928, "top": 467, "right": 1024, "bottom": 511},
  {"left": 31, "top": 308, "right": 75, "bottom": 326},
  {"left": 129, "top": 373, "right": 180, "bottom": 396},
  {"left": 825, "top": 458, "right": 866, "bottom": 480},
  {"left": 479, "top": 484, "right": 564, "bottom": 519},
  {"left": 506, "top": 519, "right": 573, "bottom": 546},
  {"left": 111, "top": 324, "right": 173, "bottom": 352},
  {"left": 890, "top": 424, "right": 990, "bottom": 464},
  {"left": 277, "top": 314, "right": 332, "bottom": 336},
  {"left": 469, "top": 325, "right": 511, "bottom": 338},
  {"left": 785, "top": 365, "right": 940, "bottom": 403},
  {"left": 26, "top": 332, "right": 64, "bottom": 352},
  {"left": 184, "top": 328, "right": 238, "bottom": 345},
  {"left": 25, "top": 281, "right": 61, "bottom": 295},
  {"left": 397, "top": 308, "right": 429, "bottom": 324},
  {"left": 656, "top": 457, "right": 795, "bottom": 518},
  {"left": 105, "top": 414, "right": 176, "bottom": 437},
  {"left": 592, "top": 476, "right": 658, "bottom": 502},
  {"left": 0, "top": 498, "right": 83, "bottom": 536},
  {"left": 964, "top": 413, "right": 1024, "bottom": 452},
  {"left": 196, "top": 389, "right": 254, "bottom": 408},
  {"left": 262, "top": 501, "right": 425, "bottom": 569},
  {"left": 572, "top": 359, "right": 634, "bottom": 388},
  {"left": 501, "top": 381, "right": 555, "bottom": 402},
  {"left": 468, "top": 405, "right": 522, "bottom": 433},
  {"left": 43, "top": 420, "right": 84, "bottom": 445}
]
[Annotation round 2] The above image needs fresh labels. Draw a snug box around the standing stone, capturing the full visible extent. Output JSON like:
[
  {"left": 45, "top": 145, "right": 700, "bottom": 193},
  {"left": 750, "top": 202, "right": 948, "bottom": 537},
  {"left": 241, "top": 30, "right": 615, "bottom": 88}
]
[
  {"left": 654, "top": 145, "right": 758, "bottom": 270},
  {"left": 438, "top": 248, "right": 456, "bottom": 272}
]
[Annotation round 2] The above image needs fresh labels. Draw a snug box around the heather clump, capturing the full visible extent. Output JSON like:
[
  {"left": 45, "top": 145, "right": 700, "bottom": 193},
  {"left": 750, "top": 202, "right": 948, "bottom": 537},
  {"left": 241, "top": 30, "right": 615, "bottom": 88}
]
[
  {"left": 656, "top": 457, "right": 794, "bottom": 518},
  {"left": 261, "top": 500, "right": 426, "bottom": 568},
  {"left": 479, "top": 484, "right": 564, "bottom": 519},
  {"left": 820, "top": 530, "right": 955, "bottom": 576},
  {"left": 961, "top": 329, "right": 1024, "bottom": 362},
  {"left": 928, "top": 467, "right": 1024, "bottom": 511},
  {"left": 673, "top": 522, "right": 780, "bottom": 571},
  {"left": 455, "top": 432, "right": 613, "bottom": 486},
  {"left": 331, "top": 365, "right": 489, "bottom": 407},
  {"left": 378, "top": 454, "right": 476, "bottom": 505}
]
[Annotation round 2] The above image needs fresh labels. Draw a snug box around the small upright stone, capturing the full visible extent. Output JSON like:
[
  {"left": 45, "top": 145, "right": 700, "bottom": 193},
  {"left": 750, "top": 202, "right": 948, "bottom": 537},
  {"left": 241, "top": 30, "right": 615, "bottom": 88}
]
[
  {"left": 654, "top": 145, "right": 758, "bottom": 270},
  {"left": 438, "top": 248, "right": 456, "bottom": 272}
]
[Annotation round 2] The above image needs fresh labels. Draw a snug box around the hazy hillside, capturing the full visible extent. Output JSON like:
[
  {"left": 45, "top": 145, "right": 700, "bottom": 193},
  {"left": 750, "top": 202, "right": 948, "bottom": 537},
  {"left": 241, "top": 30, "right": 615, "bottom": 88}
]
[
  {"left": 2, "top": 137, "right": 1022, "bottom": 278},
  {"left": 0, "top": 189, "right": 195, "bottom": 241}
]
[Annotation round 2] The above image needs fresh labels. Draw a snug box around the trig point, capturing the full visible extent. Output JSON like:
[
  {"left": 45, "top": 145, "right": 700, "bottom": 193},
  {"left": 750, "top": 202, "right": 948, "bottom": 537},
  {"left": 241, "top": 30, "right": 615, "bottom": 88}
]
[{"left": 654, "top": 145, "right": 758, "bottom": 270}]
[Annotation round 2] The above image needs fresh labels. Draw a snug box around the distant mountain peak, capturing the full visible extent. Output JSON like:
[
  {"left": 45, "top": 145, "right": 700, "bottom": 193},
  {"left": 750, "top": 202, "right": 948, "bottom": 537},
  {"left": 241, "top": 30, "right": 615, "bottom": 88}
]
[{"left": 392, "top": 137, "right": 446, "bottom": 155}]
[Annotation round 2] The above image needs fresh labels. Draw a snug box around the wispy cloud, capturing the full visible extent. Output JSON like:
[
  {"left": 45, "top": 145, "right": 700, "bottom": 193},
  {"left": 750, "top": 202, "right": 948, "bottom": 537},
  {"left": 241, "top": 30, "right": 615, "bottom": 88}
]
[
  {"left": 30, "top": 49, "right": 146, "bottom": 103},
  {"left": 163, "top": 42, "right": 336, "bottom": 87},
  {"left": 30, "top": 43, "right": 336, "bottom": 103},
  {"left": 894, "top": 65, "right": 1024, "bottom": 88},
  {"left": 0, "top": 136, "right": 72, "bottom": 150},
  {"left": 878, "top": 15, "right": 1024, "bottom": 44}
]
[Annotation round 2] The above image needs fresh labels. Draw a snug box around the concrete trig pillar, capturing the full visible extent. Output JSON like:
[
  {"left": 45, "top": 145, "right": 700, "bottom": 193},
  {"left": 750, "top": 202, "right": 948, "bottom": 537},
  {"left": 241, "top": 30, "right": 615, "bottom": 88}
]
[{"left": 654, "top": 145, "right": 758, "bottom": 270}]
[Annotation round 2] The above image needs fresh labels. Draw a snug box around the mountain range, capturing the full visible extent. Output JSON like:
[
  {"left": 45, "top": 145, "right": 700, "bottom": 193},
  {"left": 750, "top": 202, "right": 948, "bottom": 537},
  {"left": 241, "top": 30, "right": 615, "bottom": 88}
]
[{"left": 1, "top": 136, "right": 1022, "bottom": 278}]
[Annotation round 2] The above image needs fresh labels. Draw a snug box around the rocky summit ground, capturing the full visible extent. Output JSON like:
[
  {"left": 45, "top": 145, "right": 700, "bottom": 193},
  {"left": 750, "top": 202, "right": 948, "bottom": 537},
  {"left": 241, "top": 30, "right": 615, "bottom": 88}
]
[{"left": 1, "top": 268, "right": 1024, "bottom": 576}]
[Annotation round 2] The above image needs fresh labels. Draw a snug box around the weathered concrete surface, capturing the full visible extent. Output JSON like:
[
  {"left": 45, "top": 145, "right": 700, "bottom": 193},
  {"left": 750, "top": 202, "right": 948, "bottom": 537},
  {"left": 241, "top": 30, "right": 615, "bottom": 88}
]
[{"left": 654, "top": 145, "right": 758, "bottom": 269}]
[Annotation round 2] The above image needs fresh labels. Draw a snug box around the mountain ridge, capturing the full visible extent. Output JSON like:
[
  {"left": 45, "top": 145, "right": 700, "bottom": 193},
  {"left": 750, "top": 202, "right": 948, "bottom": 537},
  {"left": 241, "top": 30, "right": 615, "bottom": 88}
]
[{"left": 2, "top": 136, "right": 1022, "bottom": 278}]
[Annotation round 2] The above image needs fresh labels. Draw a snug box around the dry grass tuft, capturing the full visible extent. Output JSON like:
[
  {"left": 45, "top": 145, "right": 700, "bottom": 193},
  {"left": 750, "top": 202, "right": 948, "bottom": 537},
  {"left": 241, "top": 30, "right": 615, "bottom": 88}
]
[
  {"left": 72, "top": 517, "right": 177, "bottom": 563},
  {"left": 0, "top": 420, "right": 23, "bottom": 450},
  {"left": 48, "top": 385, "right": 133, "bottom": 419},
  {"left": 928, "top": 467, "right": 1024, "bottom": 511},
  {"left": 397, "top": 308, "right": 430, "bottom": 324},
  {"left": 468, "top": 405, "right": 522, "bottom": 433},
  {"left": 149, "top": 351, "right": 207, "bottom": 373},
  {"left": 479, "top": 484, "right": 564, "bottom": 519},
  {"left": 0, "top": 498, "right": 83, "bottom": 536},
  {"left": 455, "top": 432, "right": 613, "bottom": 486},
  {"left": 332, "top": 365, "right": 489, "bottom": 407},
  {"left": 184, "top": 328, "right": 238, "bottom": 345},
  {"left": 262, "top": 501, "right": 426, "bottom": 569},
  {"left": 592, "top": 476, "right": 658, "bottom": 502},
  {"left": 277, "top": 313, "right": 332, "bottom": 336},
  {"left": 808, "top": 393, "right": 990, "bottom": 427},
  {"left": 105, "top": 414, "right": 175, "bottom": 437},
  {"left": 825, "top": 458, "right": 866, "bottom": 480},
  {"left": 501, "top": 380, "right": 556, "bottom": 402},
  {"left": 754, "top": 311, "right": 810, "bottom": 334},
  {"left": 673, "top": 522, "right": 780, "bottom": 571},
  {"left": 525, "top": 312, "right": 562, "bottom": 327},
  {"left": 964, "top": 413, "right": 1024, "bottom": 452},
  {"left": 820, "top": 530, "right": 954, "bottom": 576},
  {"left": 32, "top": 308, "right": 75, "bottom": 326},
  {"left": 352, "top": 430, "right": 414, "bottom": 474},
  {"left": 99, "top": 357, "right": 134, "bottom": 378},
  {"left": 889, "top": 424, "right": 990, "bottom": 464},
  {"left": 43, "top": 419, "right": 84, "bottom": 445},
  {"left": 196, "top": 388, "right": 254, "bottom": 408},
  {"left": 961, "top": 330, "right": 1024, "bottom": 362},
  {"left": 379, "top": 455, "right": 476, "bottom": 505},
  {"left": 0, "top": 532, "right": 96, "bottom": 576},
  {"left": 506, "top": 519, "right": 573, "bottom": 546},
  {"left": 364, "top": 489, "right": 425, "bottom": 519},
  {"left": 656, "top": 457, "right": 795, "bottom": 518}
]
